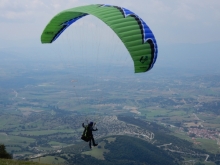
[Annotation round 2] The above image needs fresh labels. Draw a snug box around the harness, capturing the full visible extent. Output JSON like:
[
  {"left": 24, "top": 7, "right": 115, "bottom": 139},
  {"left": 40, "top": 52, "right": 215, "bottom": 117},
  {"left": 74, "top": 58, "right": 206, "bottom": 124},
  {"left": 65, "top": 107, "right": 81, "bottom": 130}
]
[{"left": 81, "top": 126, "right": 90, "bottom": 142}]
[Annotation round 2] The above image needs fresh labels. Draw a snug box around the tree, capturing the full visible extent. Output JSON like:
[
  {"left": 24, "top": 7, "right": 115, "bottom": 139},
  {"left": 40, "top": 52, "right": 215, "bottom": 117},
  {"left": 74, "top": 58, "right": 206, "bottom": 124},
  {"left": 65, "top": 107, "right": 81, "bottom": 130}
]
[
  {"left": 195, "top": 162, "right": 205, "bottom": 165},
  {"left": 189, "top": 133, "right": 196, "bottom": 137},
  {"left": 0, "top": 144, "right": 12, "bottom": 159}
]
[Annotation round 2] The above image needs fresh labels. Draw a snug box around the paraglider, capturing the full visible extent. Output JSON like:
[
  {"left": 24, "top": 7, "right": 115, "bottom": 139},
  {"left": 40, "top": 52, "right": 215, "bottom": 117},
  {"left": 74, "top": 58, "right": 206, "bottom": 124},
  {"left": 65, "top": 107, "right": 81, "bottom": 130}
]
[
  {"left": 41, "top": 4, "right": 158, "bottom": 73},
  {"left": 41, "top": 4, "right": 158, "bottom": 147},
  {"left": 81, "top": 122, "right": 98, "bottom": 149}
]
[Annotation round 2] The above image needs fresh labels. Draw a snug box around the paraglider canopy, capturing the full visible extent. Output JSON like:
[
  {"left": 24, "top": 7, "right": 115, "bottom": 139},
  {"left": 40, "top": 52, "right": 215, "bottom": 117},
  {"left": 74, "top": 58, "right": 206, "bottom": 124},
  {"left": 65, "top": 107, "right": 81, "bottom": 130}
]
[{"left": 41, "top": 4, "right": 158, "bottom": 73}]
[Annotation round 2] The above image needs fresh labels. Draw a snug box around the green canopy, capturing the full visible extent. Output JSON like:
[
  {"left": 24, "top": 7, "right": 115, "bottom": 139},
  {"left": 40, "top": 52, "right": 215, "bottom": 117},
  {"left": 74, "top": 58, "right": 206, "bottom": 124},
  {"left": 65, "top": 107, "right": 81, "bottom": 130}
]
[{"left": 41, "top": 4, "right": 158, "bottom": 73}]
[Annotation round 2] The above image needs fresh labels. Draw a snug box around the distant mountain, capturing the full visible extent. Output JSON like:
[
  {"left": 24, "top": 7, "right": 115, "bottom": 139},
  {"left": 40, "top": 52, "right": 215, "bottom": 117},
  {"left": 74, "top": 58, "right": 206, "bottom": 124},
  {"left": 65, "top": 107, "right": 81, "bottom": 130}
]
[
  {"left": 1, "top": 40, "right": 220, "bottom": 76},
  {"left": 157, "top": 41, "right": 220, "bottom": 74},
  {"left": 62, "top": 135, "right": 178, "bottom": 165}
]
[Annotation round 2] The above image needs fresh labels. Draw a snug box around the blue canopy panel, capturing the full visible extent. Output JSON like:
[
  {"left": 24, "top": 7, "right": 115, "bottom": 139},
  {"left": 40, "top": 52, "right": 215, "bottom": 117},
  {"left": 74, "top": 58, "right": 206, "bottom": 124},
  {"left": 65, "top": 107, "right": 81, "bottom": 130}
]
[{"left": 99, "top": 4, "right": 158, "bottom": 70}]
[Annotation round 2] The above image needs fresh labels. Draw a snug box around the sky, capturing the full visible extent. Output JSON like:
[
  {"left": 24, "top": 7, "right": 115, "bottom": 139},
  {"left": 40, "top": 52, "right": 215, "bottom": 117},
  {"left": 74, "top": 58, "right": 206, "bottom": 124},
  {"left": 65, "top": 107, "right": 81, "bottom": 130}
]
[
  {"left": 0, "top": 0, "right": 220, "bottom": 74},
  {"left": 1, "top": 0, "right": 220, "bottom": 45}
]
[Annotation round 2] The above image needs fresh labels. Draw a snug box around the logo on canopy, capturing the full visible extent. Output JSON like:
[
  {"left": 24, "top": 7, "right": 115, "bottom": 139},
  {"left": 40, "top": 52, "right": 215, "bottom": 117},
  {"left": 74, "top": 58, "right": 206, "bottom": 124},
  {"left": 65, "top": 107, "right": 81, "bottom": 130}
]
[{"left": 140, "top": 56, "right": 148, "bottom": 64}]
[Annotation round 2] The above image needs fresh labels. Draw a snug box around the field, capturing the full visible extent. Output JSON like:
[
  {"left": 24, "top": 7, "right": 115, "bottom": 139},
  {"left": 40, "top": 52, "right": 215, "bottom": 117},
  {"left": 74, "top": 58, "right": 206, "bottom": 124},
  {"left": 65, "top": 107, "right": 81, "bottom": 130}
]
[
  {"left": 1, "top": 62, "right": 220, "bottom": 164},
  {"left": 0, "top": 159, "right": 49, "bottom": 165},
  {"left": 32, "top": 156, "right": 65, "bottom": 165}
]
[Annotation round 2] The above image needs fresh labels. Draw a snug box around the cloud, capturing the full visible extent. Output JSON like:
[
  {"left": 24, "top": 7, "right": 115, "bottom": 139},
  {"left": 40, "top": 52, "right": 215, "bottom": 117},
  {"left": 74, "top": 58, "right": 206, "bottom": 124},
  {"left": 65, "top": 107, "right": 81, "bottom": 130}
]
[
  {"left": 171, "top": 0, "right": 220, "bottom": 22},
  {"left": 0, "top": 0, "right": 43, "bottom": 21},
  {"left": 0, "top": 0, "right": 80, "bottom": 22},
  {"left": 172, "top": 2, "right": 195, "bottom": 21},
  {"left": 0, "top": 0, "right": 220, "bottom": 44}
]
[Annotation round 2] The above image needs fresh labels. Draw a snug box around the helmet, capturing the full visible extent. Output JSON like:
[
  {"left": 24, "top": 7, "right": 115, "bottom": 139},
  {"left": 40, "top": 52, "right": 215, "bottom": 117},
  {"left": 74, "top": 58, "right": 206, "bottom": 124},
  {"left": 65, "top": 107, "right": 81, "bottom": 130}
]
[{"left": 89, "top": 122, "right": 93, "bottom": 126}]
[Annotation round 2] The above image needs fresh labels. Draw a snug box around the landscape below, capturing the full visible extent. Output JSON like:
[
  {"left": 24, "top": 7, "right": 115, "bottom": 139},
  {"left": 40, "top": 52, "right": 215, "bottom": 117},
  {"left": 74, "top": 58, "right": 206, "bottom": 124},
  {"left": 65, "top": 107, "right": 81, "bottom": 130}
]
[{"left": 0, "top": 62, "right": 220, "bottom": 165}]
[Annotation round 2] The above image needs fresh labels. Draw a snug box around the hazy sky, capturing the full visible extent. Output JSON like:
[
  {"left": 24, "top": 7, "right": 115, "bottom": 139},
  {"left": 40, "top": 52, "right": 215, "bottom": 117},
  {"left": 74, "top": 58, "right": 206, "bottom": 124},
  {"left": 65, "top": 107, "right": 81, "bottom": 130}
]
[
  {"left": 1, "top": 0, "right": 220, "bottom": 75},
  {"left": 1, "top": 0, "right": 220, "bottom": 46}
]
